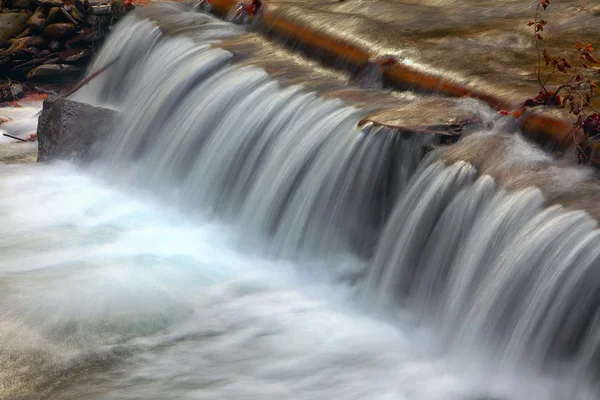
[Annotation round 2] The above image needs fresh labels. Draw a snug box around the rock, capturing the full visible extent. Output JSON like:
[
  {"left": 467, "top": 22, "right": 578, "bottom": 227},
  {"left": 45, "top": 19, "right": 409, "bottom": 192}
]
[
  {"left": 0, "top": 13, "right": 29, "bottom": 40},
  {"left": 14, "top": 27, "right": 30, "bottom": 38},
  {"left": 46, "top": 6, "right": 78, "bottom": 25},
  {"left": 26, "top": 63, "right": 81, "bottom": 79},
  {"left": 0, "top": 35, "right": 46, "bottom": 56},
  {"left": 65, "top": 26, "right": 90, "bottom": 43},
  {"left": 48, "top": 39, "right": 60, "bottom": 51},
  {"left": 43, "top": 22, "right": 74, "bottom": 39},
  {"left": 35, "top": 0, "right": 63, "bottom": 7},
  {"left": 27, "top": 7, "right": 46, "bottom": 32},
  {"left": 74, "top": 0, "right": 84, "bottom": 12},
  {"left": 89, "top": 3, "right": 110, "bottom": 15},
  {"left": 12, "top": 0, "right": 31, "bottom": 8},
  {"left": 37, "top": 97, "right": 117, "bottom": 162},
  {"left": 69, "top": 7, "right": 84, "bottom": 23},
  {"left": 58, "top": 47, "right": 88, "bottom": 62},
  {"left": 9, "top": 82, "right": 24, "bottom": 98},
  {"left": 19, "top": 9, "right": 32, "bottom": 15}
]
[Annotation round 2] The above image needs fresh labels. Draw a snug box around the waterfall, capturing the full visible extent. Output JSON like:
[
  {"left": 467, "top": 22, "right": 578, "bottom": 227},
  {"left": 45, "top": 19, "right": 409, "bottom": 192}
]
[
  {"left": 5, "top": 4, "right": 599, "bottom": 398},
  {"left": 73, "top": 7, "right": 433, "bottom": 259},
  {"left": 76, "top": 4, "right": 600, "bottom": 384}
]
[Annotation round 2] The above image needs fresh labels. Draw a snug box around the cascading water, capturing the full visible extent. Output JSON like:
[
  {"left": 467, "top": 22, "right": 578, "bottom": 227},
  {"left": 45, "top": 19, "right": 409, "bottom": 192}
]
[{"left": 2, "top": 3, "right": 600, "bottom": 399}]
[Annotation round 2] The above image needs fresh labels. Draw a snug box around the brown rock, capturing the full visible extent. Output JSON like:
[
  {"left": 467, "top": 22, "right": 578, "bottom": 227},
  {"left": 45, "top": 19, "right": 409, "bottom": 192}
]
[
  {"left": 14, "top": 27, "right": 30, "bottom": 38},
  {"left": 46, "top": 6, "right": 78, "bottom": 25},
  {"left": 12, "top": 0, "right": 31, "bottom": 9},
  {"left": 0, "top": 35, "right": 46, "bottom": 55},
  {"left": 69, "top": 7, "right": 83, "bottom": 23},
  {"left": 27, "top": 7, "right": 46, "bottom": 32},
  {"left": 35, "top": 0, "right": 63, "bottom": 7},
  {"left": 43, "top": 22, "right": 74, "bottom": 39},
  {"left": 26, "top": 63, "right": 81, "bottom": 79},
  {"left": 58, "top": 47, "right": 88, "bottom": 62},
  {"left": 0, "top": 12, "right": 28, "bottom": 40}
]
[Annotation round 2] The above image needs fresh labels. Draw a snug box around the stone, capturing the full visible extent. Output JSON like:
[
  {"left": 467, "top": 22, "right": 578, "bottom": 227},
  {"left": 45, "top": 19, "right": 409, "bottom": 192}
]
[
  {"left": 14, "top": 27, "right": 30, "bottom": 38},
  {"left": 69, "top": 7, "right": 84, "bottom": 23},
  {"left": 43, "top": 22, "right": 74, "bottom": 39},
  {"left": 27, "top": 7, "right": 46, "bottom": 32},
  {"left": 89, "top": 3, "right": 110, "bottom": 15},
  {"left": 46, "top": 6, "right": 78, "bottom": 25},
  {"left": 58, "top": 47, "right": 88, "bottom": 62},
  {"left": 0, "top": 12, "right": 28, "bottom": 40},
  {"left": 48, "top": 38, "right": 60, "bottom": 51},
  {"left": 37, "top": 97, "right": 117, "bottom": 162},
  {"left": 0, "top": 35, "right": 46, "bottom": 55},
  {"left": 12, "top": 0, "right": 31, "bottom": 8},
  {"left": 35, "top": 0, "right": 63, "bottom": 7},
  {"left": 26, "top": 63, "right": 81, "bottom": 78}
]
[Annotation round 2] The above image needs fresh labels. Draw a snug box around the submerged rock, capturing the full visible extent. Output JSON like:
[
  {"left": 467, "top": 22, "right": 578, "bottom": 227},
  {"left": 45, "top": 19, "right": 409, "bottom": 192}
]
[{"left": 0, "top": 12, "right": 29, "bottom": 40}]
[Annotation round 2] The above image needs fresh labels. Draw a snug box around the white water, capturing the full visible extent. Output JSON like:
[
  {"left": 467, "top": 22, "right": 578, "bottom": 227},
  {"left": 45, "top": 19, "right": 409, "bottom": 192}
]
[
  {"left": 0, "top": 163, "right": 593, "bottom": 400},
  {"left": 2, "top": 4, "right": 600, "bottom": 399}
]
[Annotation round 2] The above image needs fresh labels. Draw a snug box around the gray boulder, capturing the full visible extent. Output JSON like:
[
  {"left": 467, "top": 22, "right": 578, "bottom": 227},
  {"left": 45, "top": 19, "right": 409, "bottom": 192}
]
[{"left": 37, "top": 96, "right": 117, "bottom": 162}]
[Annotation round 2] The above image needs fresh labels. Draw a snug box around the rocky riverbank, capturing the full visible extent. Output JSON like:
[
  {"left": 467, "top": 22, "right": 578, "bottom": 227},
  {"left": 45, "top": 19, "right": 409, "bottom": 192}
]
[{"left": 0, "top": 0, "right": 137, "bottom": 99}]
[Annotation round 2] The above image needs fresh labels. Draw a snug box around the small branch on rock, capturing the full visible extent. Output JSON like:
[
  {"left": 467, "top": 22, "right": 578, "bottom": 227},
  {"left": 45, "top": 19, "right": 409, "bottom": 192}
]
[
  {"left": 63, "top": 56, "right": 118, "bottom": 98},
  {"left": 2, "top": 133, "right": 28, "bottom": 142}
]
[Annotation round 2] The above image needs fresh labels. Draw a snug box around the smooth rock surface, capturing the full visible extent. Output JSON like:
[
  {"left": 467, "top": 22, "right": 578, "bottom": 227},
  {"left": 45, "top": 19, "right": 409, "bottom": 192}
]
[
  {"left": 37, "top": 96, "right": 116, "bottom": 162},
  {"left": 0, "top": 13, "right": 28, "bottom": 40},
  {"left": 43, "top": 21, "right": 75, "bottom": 38},
  {"left": 26, "top": 63, "right": 80, "bottom": 78}
]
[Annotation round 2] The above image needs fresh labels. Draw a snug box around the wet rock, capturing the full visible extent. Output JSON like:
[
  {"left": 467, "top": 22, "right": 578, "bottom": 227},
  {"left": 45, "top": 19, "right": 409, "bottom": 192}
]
[
  {"left": 68, "top": 6, "right": 84, "bottom": 24},
  {"left": 12, "top": 0, "right": 31, "bottom": 8},
  {"left": 26, "top": 63, "right": 80, "bottom": 78},
  {"left": 27, "top": 7, "right": 46, "bottom": 32},
  {"left": 14, "top": 27, "right": 30, "bottom": 38},
  {"left": 65, "top": 26, "right": 90, "bottom": 43},
  {"left": 0, "top": 12, "right": 29, "bottom": 40},
  {"left": 37, "top": 97, "right": 117, "bottom": 162},
  {"left": 0, "top": 35, "right": 46, "bottom": 56},
  {"left": 46, "top": 6, "right": 77, "bottom": 25},
  {"left": 89, "top": 3, "right": 110, "bottom": 15},
  {"left": 43, "top": 22, "right": 75, "bottom": 39},
  {"left": 35, "top": 0, "right": 63, "bottom": 7},
  {"left": 48, "top": 39, "right": 60, "bottom": 51},
  {"left": 58, "top": 47, "right": 88, "bottom": 62},
  {"left": 9, "top": 82, "right": 24, "bottom": 98}
]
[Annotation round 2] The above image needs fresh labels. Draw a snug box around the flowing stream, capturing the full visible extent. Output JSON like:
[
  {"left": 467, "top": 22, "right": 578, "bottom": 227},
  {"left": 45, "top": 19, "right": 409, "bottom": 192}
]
[{"left": 2, "top": 4, "right": 600, "bottom": 399}]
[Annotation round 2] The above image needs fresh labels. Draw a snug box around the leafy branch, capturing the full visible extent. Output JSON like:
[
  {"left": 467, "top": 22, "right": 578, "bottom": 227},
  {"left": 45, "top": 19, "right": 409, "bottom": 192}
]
[{"left": 523, "top": 0, "right": 600, "bottom": 164}]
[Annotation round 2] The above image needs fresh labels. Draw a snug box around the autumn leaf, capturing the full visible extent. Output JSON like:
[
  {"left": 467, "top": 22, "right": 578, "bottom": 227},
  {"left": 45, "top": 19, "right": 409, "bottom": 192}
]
[
  {"left": 542, "top": 49, "right": 552, "bottom": 66},
  {"left": 541, "top": 0, "right": 550, "bottom": 10},
  {"left": 583, "top": 52, "right": 600, "bottom": 64},
  {"left": 586, "top": 44, "right": 594, "bottom": 52},
  {"left": 528, "top": 20, "right": 535, "bottom": 26}
]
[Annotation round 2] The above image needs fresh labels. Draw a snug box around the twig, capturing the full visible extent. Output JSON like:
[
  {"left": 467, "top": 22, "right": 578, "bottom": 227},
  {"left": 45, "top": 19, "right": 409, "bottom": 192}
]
[
  {"left": 63, "top": 56, "right": 119, "bottom": 98},
  {"left": 2, "top": 133, "right": 27, "bottom": 142}
]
